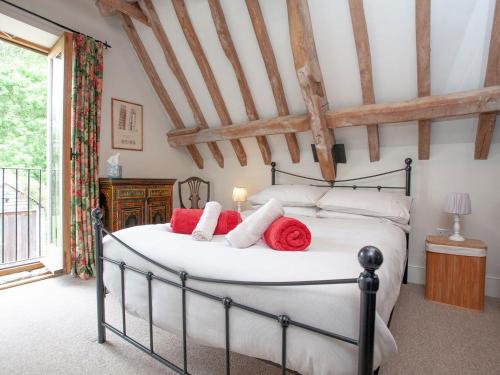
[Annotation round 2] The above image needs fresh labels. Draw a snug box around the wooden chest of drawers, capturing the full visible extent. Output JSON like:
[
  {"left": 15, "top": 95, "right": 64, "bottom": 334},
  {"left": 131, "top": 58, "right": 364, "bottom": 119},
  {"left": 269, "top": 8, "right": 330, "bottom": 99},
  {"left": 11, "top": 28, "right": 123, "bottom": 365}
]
[{"left": 99, "top": 178, "right": 176, "bottom": 232}]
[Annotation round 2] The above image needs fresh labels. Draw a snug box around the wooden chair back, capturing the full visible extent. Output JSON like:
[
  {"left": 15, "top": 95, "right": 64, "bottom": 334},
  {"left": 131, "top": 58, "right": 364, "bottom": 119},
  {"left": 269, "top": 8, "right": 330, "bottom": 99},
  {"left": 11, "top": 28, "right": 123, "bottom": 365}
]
[{"left": 178, "top": 177, "right": 210, "bottom": 209}]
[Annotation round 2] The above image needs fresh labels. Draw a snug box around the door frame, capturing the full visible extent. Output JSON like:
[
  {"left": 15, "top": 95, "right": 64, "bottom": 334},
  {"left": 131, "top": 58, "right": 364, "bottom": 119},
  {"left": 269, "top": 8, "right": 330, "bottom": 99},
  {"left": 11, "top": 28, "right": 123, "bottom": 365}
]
[
  {"left": 0, "top": 35, "right": 48, "bottom": 276},
  {"left": 62, "top": 33, "right": 72, "bottom": 274},
  {"left": 0, "top": 32, "right": 72, "bottom": 276},
  {"left": 47, "top": 32, "right": 73, "bottom": 274}
]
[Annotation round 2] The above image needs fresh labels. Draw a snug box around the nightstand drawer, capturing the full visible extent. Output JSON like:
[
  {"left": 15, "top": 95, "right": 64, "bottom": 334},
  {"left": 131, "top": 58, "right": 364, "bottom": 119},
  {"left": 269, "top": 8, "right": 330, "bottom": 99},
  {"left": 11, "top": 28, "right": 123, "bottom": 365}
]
[
  {"left": 147, "top": 187, "right": 171, "bottom": 199},
  {"left": 116, "top": 187, "right": 146, "bottom": 200},
  {"left": 425, "top": 236, "right": 486, "bottom": 311}
]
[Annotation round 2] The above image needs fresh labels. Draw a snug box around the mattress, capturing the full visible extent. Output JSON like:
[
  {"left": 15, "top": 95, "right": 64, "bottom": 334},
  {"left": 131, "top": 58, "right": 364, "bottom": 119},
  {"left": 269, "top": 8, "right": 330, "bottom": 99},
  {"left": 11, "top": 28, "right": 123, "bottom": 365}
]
[{"left": 102, "top": 214, "right": 407, "bottom": 375}]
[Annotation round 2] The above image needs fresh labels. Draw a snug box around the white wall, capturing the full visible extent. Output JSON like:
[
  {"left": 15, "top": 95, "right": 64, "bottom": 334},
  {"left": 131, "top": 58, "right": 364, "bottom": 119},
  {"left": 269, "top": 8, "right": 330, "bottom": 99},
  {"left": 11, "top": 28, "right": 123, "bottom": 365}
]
[
  {"left": 0, "top": 0, "right": 195, "bottom": 206},
  {"left": 4, "top": 0, "right": 498, "bottom": 296}
]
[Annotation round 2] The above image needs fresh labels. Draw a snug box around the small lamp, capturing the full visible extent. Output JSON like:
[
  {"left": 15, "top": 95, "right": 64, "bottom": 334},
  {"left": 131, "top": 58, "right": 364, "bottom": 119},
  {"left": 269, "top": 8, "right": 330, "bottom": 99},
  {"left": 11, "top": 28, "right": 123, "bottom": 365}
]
[
  {"left": 444, "top": 192, "right": 471, "bottom": 241},
  {"left": 232, "top": 187, "right": 247, "bottom": 212}
]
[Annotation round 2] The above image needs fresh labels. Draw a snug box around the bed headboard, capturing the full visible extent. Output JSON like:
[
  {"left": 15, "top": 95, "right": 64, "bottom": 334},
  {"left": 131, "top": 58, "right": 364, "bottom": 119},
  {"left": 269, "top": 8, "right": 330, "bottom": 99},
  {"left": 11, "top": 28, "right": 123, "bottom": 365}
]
[
  {"left": 271, "top": 158, "right": 413, "bottom": 197},
  {"left": 272, "top": 158, "right": 413, "bottom": 284}
]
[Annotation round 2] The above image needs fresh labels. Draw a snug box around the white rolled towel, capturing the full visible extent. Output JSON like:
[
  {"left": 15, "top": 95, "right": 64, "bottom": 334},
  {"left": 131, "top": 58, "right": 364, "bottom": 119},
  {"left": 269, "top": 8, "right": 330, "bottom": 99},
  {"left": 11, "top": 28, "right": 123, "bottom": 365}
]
[
  {"left": 192, "top": 201, "right": 222, "bottom": 241},
  {"left": 226, "top": 198, "right": 283, "bottom": 248}
]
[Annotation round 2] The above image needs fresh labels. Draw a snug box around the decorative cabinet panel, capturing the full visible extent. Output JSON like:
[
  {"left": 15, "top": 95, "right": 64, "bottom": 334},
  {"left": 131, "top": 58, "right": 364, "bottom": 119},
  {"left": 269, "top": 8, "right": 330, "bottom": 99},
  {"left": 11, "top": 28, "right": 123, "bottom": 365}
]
[
  {"left": 147, "top": 201, "right": 168, "bottom": 225},
  {"left": 119, "top": 200, "right": 145, "bottom": 229},
  {"left": 99, "top": 178, "right": 176, "bottom": 232}
]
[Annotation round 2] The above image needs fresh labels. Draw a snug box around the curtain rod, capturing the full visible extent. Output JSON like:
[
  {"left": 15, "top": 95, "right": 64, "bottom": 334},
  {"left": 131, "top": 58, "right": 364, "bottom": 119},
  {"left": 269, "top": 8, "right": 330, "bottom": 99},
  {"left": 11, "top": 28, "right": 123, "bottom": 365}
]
[{"left": 0, "top": 0, "right": 111, "bottom": 49}]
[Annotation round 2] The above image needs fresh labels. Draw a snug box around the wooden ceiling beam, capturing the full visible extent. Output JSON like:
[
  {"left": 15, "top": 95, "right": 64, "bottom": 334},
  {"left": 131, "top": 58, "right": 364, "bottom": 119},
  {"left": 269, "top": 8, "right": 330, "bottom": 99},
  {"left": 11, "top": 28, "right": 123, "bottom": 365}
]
[
  {"left": 287, "top": 0, "right": 335, "bottom": 181},
  {"left": 416, "top": 0, "right": 431, "bottom": 160},
  {"left": 168, "top": 114, "right": 310, "bottom": 146},
  {"left": 119, "top": 13, "right": 204, "bottom": 168},
  {"left": 327, "top": 85, "right": 500, "bottom": 128},
  {"left": 139, "top": 0, "right": 224, "bottom": 168},
  {"left": 245, "top": 0, "right": 300, "bottom": 163},
  {"left": 168, "top": 86, "right": 500, "bottom": 147},
  {"left": 172, "top": 0, "right": 247, "bottom": 166},
  {"left": 95, "top": 0, "right": 118, "bottom": 17},
  {"left": 207, "top": 0, "right": 271, "bottom": 165},
  {"left": 348, "top": 0, "right": 379, "bottom": 162},
  {"left": 98, "top": 0, "right": 149, "bottom": 26},
  {"left": 0, "top": 32, "right": 50, "bottom": 54},
  {"left": 475, "top": 0, "right": 500, "bottom": 159}
]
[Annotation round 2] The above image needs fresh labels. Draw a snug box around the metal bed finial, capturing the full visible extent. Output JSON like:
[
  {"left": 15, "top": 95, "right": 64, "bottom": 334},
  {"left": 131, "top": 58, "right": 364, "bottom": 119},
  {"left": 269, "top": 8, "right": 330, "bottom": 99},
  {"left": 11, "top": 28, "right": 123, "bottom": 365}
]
[
  {"left": 357, "top": 246, "right": 383, "bottom": 375},
  {"left": 271, "top": 162, "right": 276, "bottom": 185},
  {"left": 405, "top": 158, "right": 412, "bottom": 197}
]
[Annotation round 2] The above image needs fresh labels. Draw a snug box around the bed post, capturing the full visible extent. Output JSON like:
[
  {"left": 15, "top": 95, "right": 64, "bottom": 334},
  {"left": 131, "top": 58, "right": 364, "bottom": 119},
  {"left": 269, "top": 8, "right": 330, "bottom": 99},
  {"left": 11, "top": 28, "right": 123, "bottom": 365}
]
[
  {"left": 357, "top": 246, "right": 383, "bottom": 375},
  {"left": 404, "top": 158, "right": 412, "bottom": 197},
  {"left": 403, "top": 158, "right": 412, "bottom": 284},
  {"left": 271, "top": 162, "right": 276, "bottom": 185},
  {"left": 92, "top": 207, "right": 106, "bottom": 344}
]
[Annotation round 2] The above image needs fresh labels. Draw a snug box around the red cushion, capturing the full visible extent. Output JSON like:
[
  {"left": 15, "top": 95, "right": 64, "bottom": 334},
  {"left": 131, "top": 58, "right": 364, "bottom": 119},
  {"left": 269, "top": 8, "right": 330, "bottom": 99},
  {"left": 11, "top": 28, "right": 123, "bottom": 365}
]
[
  {"left": 170, "top": 208, "right": 203, "bottom": 234},
  {"left": 214, "top": 210, "right": 242, "bottom": 235},
  {"left": 170, "top": 208, "right": 242, "bottom": 235}
]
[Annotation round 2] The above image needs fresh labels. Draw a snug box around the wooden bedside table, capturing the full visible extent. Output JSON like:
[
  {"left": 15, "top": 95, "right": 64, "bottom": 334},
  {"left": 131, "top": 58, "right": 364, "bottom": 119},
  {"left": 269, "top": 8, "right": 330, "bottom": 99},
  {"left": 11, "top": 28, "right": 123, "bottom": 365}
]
[{"left": 425, "top": 235, "right": 487, "bottom": 311}]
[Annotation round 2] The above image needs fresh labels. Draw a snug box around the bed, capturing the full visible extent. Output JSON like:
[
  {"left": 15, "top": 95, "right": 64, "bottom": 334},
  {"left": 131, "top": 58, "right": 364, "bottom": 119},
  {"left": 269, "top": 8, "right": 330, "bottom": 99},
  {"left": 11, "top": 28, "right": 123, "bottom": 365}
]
[{"left": 93, "top": 158, "right": 413, "bottom": 375}]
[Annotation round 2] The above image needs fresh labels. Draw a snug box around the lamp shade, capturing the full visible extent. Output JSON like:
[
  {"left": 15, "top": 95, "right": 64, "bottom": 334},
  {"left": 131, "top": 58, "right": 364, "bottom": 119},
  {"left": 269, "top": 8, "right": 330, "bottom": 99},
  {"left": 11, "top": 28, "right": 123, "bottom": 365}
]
[
  {"left": 232, "top": 187, "right": 248, "bottom": 203},
  {"left": 444, "top": 192, "right": 471, "bottom": 215}
]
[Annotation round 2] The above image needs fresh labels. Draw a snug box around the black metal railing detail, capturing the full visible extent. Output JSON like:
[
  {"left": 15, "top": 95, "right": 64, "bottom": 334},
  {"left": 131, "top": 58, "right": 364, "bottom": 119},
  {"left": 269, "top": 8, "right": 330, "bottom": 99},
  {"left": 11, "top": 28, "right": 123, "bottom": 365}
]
[
  {"left": 146, "top": 271, "right": 154, "bottom": 352},
  {"left": 0, "top": 167, "right": 46, "bottom": 266},
  {"left": 92, "top": 208, "right": 383, "bottom": 375},
  {"left": 271, "top": 158, "right": 412, "bottom": 286}
]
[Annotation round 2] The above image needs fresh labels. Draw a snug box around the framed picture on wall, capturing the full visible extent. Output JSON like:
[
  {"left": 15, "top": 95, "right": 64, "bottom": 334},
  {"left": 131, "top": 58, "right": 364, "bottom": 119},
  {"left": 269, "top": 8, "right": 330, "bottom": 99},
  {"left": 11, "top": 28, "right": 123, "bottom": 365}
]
[{"left": 111, "top": 98, "right": 143, "bottom": 151}]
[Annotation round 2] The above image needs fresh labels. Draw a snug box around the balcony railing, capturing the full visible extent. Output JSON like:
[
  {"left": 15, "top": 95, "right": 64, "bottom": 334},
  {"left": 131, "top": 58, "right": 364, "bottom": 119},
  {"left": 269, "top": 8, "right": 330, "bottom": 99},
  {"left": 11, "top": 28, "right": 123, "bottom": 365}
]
[{"left": 1, "top": 167, "right": 47, "bottom": 267}]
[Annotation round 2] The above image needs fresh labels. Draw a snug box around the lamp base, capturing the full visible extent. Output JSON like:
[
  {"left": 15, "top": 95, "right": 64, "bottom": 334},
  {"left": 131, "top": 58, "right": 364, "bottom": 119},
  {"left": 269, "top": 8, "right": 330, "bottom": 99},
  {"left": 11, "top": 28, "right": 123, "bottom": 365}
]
[
  {"left": 448, "top": 214, "right": 465, "bottom": 241},
  {"left": 448, "top": 233, "right": 465, "bottom": 242}
]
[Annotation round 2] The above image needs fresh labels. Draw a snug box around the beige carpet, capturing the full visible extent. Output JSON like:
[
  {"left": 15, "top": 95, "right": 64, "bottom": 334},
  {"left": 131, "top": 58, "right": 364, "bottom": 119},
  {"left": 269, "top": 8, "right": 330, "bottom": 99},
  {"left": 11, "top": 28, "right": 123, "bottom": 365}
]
[{"left": 0, "top": 276, "right": 498, "bottom": 375}]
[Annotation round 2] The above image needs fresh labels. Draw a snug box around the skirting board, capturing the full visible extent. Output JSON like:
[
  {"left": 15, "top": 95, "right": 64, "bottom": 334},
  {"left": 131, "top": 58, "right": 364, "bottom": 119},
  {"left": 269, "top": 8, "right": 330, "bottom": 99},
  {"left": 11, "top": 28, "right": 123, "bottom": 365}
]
[{"left": 407, "top": 265, "right": 500, "bottom": 298}]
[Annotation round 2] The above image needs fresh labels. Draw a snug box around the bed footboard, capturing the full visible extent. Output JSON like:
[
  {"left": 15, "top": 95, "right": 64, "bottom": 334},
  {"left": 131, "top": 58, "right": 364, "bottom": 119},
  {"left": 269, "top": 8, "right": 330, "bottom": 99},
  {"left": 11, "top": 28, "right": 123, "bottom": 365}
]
[{"left": 92, "top": 208, "right": 383, "bottom": 375}]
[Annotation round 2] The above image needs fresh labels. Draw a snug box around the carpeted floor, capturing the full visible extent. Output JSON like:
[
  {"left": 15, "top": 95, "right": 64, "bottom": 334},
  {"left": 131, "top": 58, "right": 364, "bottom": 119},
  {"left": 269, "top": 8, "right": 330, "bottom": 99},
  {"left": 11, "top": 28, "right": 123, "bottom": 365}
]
[{"left": 0, "top": 276, "right": 499, "bottom": 375}]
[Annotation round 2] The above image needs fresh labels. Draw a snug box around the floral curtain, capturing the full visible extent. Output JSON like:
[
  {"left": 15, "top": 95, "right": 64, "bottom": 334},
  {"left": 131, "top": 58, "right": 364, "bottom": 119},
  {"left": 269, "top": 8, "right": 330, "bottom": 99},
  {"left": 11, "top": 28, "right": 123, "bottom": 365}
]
[{"left": 70, "top": 34, "right": 103, "bottom": 279}]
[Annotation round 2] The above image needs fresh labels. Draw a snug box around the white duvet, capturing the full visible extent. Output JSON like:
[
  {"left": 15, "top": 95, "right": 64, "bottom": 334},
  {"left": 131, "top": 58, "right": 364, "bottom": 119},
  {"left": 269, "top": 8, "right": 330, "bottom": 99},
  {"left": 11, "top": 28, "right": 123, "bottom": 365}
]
[{"left": 103, "top": 215, "right": 406, "bottom": 375}]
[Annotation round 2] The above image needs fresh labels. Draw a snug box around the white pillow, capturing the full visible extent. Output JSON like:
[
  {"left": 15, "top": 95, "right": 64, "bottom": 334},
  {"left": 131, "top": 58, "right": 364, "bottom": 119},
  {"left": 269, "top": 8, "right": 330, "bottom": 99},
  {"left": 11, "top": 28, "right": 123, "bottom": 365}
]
[
  {"left": 316, "top": 210, "right": 411, "bottom": 232},
  {"left": 251, "top": 205, "right": 318, "bottom": 217},
  {"left": 248, "top": 185, "right": 329, "bottom": 207},
  {"left": 317, "top": 210, "right": 373, "bottom": 220},
  {"left": 284, "top": 206, "right": 318, "bottom": 217},
  {"left": 316, "top": 189, "right": 412, "bottom": 224}
]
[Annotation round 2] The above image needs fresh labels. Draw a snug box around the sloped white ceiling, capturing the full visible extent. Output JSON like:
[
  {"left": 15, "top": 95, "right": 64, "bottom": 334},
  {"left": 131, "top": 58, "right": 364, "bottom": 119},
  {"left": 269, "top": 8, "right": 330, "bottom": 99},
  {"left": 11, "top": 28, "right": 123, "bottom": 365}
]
[{"left": 130, "top": 0, "right": 495, "bottom": 159}]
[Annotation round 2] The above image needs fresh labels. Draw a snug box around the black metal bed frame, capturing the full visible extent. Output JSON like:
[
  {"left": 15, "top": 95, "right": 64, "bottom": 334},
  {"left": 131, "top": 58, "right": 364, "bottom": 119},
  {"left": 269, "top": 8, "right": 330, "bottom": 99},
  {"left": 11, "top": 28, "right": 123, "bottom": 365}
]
[{"left": 92, "top": 158, "right": 412, "bottom": 375}]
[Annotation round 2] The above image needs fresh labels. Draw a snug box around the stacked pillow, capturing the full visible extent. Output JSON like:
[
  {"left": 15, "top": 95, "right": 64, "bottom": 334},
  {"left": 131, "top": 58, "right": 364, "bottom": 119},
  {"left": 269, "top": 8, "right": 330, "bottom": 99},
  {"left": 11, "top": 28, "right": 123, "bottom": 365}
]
[
  {"left": 316, "top": 189, "right": 412, "bottom": 225},
  {"left": 248, "top": 184, "right": 329, "bottom": 217},
  {"left": 246, "top": 184, "right": 412, "bottom": 227}
]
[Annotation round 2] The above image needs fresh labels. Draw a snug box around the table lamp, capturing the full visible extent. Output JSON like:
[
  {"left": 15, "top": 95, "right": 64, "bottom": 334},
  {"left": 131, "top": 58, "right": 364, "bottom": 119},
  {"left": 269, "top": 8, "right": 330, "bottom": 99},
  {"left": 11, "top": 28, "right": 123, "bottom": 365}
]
[
  {"left": 232, "top": 187, "right": 247, "bottom": 212},
  {"left": 444, "top": 192, "right": 471, "bottom": 241}
]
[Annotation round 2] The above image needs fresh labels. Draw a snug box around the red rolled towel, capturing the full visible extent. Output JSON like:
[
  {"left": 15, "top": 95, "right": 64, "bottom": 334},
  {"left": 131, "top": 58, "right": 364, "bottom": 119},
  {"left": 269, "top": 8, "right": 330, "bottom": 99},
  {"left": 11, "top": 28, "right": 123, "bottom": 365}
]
[
  {"left": 263, "top": 216, "right": 311, "bottom": 251},
  {"left": 214, "top": 210, "right": 242, "bottom": 235},
  {"left": 170, "top": 208, "right": 242, "bottom": 235},
  {"left": 170, "top": 208, "right": 203, "bottom": 234}
]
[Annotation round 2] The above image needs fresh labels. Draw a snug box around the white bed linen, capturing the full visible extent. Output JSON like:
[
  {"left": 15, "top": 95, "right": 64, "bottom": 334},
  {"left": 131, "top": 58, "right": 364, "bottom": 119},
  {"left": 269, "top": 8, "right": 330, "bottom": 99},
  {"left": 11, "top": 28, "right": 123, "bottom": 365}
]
[{"left": 103, "top": 215, "right": 406, "bottom": 375}]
